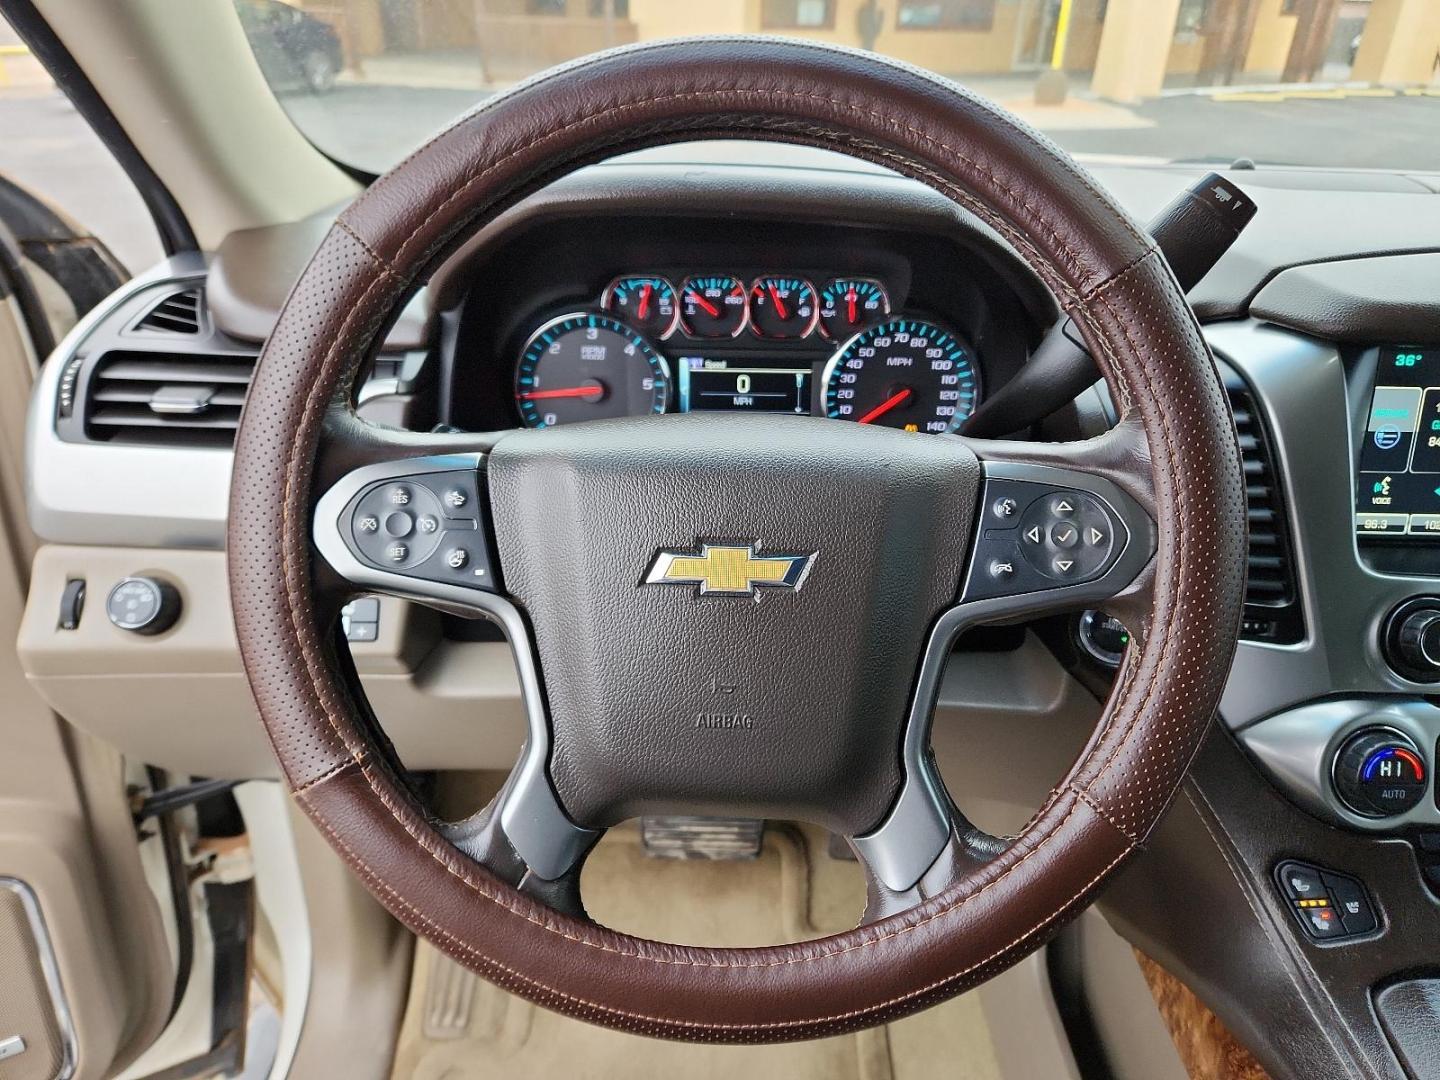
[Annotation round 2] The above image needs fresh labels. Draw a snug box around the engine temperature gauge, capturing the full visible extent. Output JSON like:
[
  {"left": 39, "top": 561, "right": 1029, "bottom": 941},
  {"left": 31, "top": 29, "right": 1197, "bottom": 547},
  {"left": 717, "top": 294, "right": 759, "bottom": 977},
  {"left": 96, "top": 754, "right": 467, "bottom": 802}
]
[{"left": 679, "top": 275, "right": 748, "bottom": 338}]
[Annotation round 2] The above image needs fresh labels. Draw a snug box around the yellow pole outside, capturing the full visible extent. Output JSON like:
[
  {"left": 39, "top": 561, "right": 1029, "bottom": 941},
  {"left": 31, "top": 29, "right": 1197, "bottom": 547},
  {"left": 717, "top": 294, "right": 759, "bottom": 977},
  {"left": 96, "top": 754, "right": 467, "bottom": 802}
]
[
  {"left": 1050, "top": 0, "right": 1074, "bottom": 70},
  {"left": 0, "top": 44, "right": 32, "bottom": 88}
]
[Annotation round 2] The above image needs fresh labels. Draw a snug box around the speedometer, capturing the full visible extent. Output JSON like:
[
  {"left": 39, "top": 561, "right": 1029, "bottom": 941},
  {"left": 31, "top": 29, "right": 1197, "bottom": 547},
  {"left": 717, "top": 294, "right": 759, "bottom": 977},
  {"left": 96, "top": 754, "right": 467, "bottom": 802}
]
[{"left": 821, "top": 318, "right": 979, "bottom": 433}]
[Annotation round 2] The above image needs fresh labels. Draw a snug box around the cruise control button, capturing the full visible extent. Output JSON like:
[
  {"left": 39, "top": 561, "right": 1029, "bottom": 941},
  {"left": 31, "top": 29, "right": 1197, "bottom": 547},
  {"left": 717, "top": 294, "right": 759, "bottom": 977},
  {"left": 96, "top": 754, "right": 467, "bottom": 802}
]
[
  {"left": 445, "top": 548, "right": 470, "bottom": 570},
  {"left": 1051, "top": 522, "right": 1080, "bottom": 549},
  {"left": 443, "top": 488, "right": 469, "bottom": 510},
  {"left": 385, "top": 543, "right": 409, "bottom": 563},
  {"left": 417, "top": 514, "right": 440, "bottom": 535},
  {"left": 384, "top": 511, "right": 414, "bottom": 538},
  {"left": 386, "top": 486, "right": 412, "bottom": 507},
  {"left": 355, "top": 514, "right": 380, "bottom": 534}
]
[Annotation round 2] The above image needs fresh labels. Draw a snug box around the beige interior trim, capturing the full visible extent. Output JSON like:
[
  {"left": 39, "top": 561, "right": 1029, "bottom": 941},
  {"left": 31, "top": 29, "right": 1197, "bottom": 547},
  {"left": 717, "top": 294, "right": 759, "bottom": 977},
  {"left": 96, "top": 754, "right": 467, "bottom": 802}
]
[
  {"left": 31, "top": 0, "right": 360, "bottom": 251},
  {"left": 0, "top": 294, "right": 37, "bottom": 575},
  {"left": 1078, "top": 911, "right": 1189, "bottom": 1080},
  {"left": 20, "top": 546, "right": 1102, "bottom": 810},
  {"left": 282, "top": 811, "right": 417, "bottom": 1080},
  {"left": 0, "top": 272, "right": 172, "bottom": 1079}
]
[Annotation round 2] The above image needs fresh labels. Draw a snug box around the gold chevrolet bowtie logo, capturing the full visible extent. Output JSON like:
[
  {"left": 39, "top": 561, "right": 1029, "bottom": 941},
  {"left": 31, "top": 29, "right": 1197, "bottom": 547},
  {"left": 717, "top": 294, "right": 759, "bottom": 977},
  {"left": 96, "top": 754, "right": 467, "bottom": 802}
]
[{"left": 644, "top": 543, "right": 815, "bottom": 597}]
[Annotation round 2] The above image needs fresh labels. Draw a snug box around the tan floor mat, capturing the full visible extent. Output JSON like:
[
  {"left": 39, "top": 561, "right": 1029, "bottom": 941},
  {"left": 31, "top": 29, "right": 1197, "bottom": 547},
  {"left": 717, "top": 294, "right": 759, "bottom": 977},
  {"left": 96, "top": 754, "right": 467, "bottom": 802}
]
[{"left": 389, "top": 824, "right": 1002, "bottom": 1080}]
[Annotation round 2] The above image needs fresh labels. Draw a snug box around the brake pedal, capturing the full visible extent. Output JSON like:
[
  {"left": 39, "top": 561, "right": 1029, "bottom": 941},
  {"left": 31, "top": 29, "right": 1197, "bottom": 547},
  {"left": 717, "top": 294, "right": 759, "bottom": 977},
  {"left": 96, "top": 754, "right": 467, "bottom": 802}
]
[{"left": 640, "top": 816, "right": 764, "bottom": 860}]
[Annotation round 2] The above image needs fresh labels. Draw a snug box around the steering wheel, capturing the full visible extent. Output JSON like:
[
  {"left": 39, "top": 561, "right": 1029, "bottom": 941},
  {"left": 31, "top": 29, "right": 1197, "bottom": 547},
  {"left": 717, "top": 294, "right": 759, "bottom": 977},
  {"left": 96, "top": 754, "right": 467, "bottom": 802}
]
[{"left": 229, "top": 38, "right": 1245, "bottom": 1041}]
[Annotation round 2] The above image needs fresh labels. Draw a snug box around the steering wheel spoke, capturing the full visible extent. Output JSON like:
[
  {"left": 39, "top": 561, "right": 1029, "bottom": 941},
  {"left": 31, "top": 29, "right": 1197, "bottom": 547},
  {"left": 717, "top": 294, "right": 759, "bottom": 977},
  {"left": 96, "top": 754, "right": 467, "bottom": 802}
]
[
  {"left": 851, "top": 427, "right": 1158, "bottom": 899},
  {"left": 312, "top": 446, "right": 501, "bottom": 617},
  {"left": 958, "top": 426, "right": 1158, "bottom": 631}
]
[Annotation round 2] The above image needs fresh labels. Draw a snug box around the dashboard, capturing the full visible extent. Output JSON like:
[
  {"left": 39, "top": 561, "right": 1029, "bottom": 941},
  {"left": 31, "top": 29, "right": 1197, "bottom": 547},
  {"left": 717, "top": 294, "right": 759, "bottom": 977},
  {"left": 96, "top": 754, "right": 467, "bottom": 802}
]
[
  {"left": 439, "top": 204, "right": 1050, "bottom": 438},
  {"left": 22, "top": 148, "right": 1440, "bottom": 1078},
  {"left": 510, "top": 273, "right": 976, "bottom": 432}
]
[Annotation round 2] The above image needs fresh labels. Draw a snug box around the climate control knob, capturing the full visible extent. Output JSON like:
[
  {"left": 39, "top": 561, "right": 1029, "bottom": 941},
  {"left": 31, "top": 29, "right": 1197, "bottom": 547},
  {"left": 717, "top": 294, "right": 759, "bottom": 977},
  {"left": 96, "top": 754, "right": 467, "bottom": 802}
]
[
  {"left": 1332, "top": 728, "right": 1428, "bottom": 818},
  {"left": 1383, "top": 598, "right": 1440, "bottom": 683}
]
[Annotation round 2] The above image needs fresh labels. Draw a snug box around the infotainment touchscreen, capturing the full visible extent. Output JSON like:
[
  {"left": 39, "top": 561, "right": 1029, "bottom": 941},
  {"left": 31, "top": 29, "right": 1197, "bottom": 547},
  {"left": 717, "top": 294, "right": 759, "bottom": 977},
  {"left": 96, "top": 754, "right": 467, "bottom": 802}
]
[{"left": 1356, "top": 346, "right": 1440, "bottom": 539}]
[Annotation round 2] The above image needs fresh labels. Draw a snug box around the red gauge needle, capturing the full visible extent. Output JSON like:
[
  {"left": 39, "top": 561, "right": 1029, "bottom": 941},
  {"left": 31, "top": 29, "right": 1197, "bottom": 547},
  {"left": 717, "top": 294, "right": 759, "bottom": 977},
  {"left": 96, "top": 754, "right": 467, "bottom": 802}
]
[
  {"left": 846, "top": 287, "right": 858, "bottom": 324},
  {"left": 519, "top": 381, "right": 604, "bottom": 402},
  {"left": 687, "top": 290, "right": 720, "bottom": 317},
  {"left": 857, "top": 387, "right": 913, "bottom": 425},
  {"left": 637, "top": 283, "right": 652, "bottom": 320},
  {"left": 767, "top": 283, "right": 790, "bottom": 320}
]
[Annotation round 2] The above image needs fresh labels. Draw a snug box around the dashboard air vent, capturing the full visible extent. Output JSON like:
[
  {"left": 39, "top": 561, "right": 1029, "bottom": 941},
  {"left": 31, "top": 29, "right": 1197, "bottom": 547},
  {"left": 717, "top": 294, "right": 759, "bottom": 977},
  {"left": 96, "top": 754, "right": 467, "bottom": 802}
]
[
  {"left": 82, "top": 349, "right": 256, "bottom": 449},
  {"left": 133, "top": 288, "right": 203, "bottom": 335},
  {"left": 1223, "top": 370, "right": 1304, "bottom": 645}
]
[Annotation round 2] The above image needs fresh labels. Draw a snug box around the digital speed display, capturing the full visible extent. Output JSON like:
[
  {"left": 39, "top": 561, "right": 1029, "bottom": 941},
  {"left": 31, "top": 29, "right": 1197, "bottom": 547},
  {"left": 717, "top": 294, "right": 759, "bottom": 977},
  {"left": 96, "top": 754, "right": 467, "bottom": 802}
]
[
  {"left": 1356, "top": 345, "right": 1440, "bottom": 538},
  {"left": 677, "top": 355, "right": 813, "bottom": 414}
]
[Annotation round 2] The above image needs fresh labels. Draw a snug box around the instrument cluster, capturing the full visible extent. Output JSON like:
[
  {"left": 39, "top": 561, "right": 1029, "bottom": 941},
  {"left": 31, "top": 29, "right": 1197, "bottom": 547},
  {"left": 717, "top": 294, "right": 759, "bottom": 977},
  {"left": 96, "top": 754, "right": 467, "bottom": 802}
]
[{"left": 513, "top": 272, "right": 982, "bottom": 434}]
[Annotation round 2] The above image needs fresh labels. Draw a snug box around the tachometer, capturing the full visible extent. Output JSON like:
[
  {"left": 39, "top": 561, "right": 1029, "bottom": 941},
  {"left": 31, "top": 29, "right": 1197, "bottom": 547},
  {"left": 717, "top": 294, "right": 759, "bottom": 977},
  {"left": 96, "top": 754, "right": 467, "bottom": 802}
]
[
  {"left": 821, "top": 317, "right": 979, "bottom": 433},
  {"left": 514, "top": 312, "right": 670, "bottom": 428}
]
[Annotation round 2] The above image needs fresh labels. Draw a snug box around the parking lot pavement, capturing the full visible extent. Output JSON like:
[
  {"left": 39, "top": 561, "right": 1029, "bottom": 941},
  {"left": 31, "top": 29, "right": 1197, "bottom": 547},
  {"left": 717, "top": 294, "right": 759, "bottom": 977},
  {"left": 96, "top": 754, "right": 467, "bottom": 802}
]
[
  {"left": 1, "top": 77, "right": 1437, "bottom": 285},
  {"left": 1053, "top": 87, "right": 1440, "bottom": 171},
  {"left": 283, "top": 79, "right": 1440, "bottom": 175},
  {"left": 0, "top": 89, "right": 163, "bottom": 273}
]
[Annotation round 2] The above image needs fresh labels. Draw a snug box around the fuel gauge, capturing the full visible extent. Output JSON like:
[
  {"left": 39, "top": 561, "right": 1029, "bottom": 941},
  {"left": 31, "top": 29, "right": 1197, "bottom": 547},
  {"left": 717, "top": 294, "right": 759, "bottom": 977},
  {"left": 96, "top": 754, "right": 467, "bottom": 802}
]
[{"left": 749, "top": 276, "right": 818, "bottom": 339}]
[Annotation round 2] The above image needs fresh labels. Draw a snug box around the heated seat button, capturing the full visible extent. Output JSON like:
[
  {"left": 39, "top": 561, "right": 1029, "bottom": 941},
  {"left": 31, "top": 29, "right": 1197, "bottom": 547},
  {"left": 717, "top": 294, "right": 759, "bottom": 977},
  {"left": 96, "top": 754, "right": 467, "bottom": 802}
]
[
  {"left": 1279, "top": 862, "right": 1326, "bottom": 902},
  {"left": 1323, "top": 873, "right": 1377, "bottom": 936},
  {"left": 1301, "top": 904, "right": 1346, "bottom": 940}
]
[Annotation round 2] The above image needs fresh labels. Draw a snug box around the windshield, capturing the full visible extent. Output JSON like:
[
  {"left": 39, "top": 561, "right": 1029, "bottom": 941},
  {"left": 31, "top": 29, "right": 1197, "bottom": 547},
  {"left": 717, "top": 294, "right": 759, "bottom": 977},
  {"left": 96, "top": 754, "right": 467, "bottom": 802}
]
[{"left": 237, "top": 0, "right": 1440, "bottom": 175}]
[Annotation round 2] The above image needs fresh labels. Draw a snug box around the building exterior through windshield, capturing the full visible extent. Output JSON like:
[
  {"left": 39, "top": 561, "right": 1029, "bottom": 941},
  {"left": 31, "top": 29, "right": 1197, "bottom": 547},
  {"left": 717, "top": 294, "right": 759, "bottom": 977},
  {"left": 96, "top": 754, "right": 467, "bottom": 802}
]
[{"left": 285, "top": 1, "right": 1432, "bottom": 99}]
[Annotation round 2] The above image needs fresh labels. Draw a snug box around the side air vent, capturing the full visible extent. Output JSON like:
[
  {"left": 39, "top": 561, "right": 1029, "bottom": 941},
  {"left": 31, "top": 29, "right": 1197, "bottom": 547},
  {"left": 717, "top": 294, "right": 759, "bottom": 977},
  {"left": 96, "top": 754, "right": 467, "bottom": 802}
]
[
  {"left": 1223, "top": 370, "right": 1304, "bottom": 645},
  {"left": 81, "top": 349, "right": 257, "bottom": 448},
  {"left": 132, "top": 288, "right": 203, "bottom": 335}
]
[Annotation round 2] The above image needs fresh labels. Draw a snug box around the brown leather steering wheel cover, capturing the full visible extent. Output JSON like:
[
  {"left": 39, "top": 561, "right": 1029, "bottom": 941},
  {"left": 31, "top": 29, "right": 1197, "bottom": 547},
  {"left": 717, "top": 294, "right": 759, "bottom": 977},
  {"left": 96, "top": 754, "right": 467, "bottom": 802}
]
[{"left": 229, "top": 38, "right": 1245, "bottom": 1041}]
